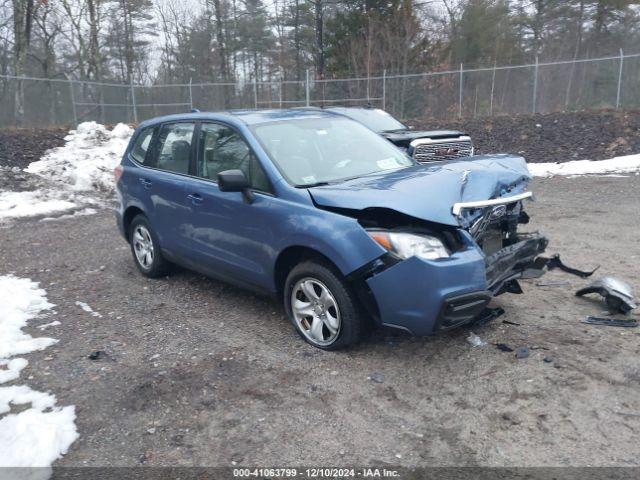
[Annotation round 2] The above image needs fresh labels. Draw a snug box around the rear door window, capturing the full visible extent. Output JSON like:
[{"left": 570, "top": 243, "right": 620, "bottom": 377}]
[
  {"left": 154, "top": 123, "right": 195, "bottom": 174},
  {"left": 130, "top": 127, "right": 154, "bottom": 164}
]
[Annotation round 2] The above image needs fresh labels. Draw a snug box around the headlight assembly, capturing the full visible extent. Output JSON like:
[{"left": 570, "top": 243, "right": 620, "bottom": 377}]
[{"left": 367, "top": 230, "right": 450, "bottom": 260}]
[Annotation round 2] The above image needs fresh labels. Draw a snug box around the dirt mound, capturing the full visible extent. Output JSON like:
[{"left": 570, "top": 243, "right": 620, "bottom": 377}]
[
  {"left": 408, "top": 109, "right": 640, "bottom": 163},
  {"left": 1, "top": 111, "right": 639, "bottom": 170},
  {"left": 0, "top": 127, "right": 69, "bottom": 169}
]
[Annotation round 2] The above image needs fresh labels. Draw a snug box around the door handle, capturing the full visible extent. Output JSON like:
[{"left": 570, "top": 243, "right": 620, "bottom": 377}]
[
  {"left": 139, "top": 178, "right": 152, "bottom": 189},
  {"left": 187, "top": 193, "right": 203, "bottom": 206}
]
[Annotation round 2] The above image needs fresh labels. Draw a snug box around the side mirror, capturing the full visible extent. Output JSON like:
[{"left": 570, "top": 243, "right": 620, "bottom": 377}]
[
  {"left": 217, "top": 169, "right": 254, "bottom": 203},
  {"left": 218, "top": 169, "right": 249, "bottom": 192}
]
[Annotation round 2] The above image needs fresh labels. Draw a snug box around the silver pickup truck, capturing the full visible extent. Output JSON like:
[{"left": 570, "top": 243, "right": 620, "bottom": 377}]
[{"left": 325, "top": 106, "right": 474, "bottom": 163}]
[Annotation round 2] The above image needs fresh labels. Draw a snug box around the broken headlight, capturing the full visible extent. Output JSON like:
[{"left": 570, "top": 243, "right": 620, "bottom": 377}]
[{"left": 367, "top": 230, "right": 450, "bottom": 260}]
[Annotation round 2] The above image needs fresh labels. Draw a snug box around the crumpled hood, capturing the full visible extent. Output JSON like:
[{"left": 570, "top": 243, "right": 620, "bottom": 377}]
[{"left": 308, "top": 154, "right": 532, "bottom": 227}]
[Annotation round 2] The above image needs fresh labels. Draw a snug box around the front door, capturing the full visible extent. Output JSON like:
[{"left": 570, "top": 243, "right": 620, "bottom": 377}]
[{"left": 183, "top": 121, "right": 277, "bottom": 291}]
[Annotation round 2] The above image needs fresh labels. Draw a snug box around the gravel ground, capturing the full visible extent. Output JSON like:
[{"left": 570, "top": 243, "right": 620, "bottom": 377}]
[{"left": 1, "top": 175, "right": 639, "bottom": 467}]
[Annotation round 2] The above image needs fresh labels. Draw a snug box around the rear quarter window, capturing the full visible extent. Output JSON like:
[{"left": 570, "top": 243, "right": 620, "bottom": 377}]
[{"left": 130, "top": 127, "right": 155, "bottom": 164}]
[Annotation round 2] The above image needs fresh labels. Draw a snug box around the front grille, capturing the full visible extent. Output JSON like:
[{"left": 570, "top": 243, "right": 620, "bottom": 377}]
[{"left": 411, "top": 137, "right": 473, "bottom": 163}]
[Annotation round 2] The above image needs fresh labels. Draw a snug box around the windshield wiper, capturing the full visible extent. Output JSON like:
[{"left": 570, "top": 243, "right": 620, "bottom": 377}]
[{"left": 295, "top": 181, "right": 331, "bottom": 188}]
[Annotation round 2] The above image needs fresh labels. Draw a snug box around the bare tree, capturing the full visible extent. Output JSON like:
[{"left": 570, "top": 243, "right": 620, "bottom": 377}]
[{"left": 12, "top": 0, "right": 36, "bottom": 124}]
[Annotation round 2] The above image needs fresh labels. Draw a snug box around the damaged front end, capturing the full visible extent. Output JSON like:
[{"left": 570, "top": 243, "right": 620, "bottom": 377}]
[
  {"left": 452, "top": 193, "right": 549, "bottom": 295},
  {"left": 309, "top": 155, "right": 548, "bottom": 335},
  {"left": 355, "top": 216, "right": 547, "bottom": 336}
]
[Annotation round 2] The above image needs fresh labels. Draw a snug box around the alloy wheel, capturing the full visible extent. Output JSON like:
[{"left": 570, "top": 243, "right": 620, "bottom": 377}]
[
  {"left": 132, "top": 225, "right": 154, "bottom": 269},
  {"left": 291, "top": 277, "right": 341, "bottom": 346}
]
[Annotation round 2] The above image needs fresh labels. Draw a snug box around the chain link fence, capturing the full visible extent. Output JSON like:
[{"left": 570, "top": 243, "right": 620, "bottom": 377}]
[{"left": 1, "top": 51, "right": 639, "bottom": 127}]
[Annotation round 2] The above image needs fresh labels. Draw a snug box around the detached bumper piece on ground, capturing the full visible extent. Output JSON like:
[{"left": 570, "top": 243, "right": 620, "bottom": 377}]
[{"left": 576, "top": 277, "right": 637, "bottom": 314}]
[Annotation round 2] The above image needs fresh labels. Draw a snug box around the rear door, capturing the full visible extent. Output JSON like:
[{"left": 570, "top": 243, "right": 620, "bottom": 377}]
[
  {"left": 182, "top": 121, "right": 277, "bottom": 290},
  {"left": 138, "top": 121, "right": 196, "bottom": 259}
]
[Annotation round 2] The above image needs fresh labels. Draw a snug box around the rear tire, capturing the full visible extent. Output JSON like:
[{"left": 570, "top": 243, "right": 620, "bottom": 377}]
[
  {"left": 284, "top": 260, "right": 366, "bottom": 350},
  {"left": 129, "top": 214, "right": 168, "bottom": 278}
]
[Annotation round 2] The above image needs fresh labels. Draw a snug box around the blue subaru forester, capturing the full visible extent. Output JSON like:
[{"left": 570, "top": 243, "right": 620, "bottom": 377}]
[{"left": 115, "top": 109, "right": 547, "bottom": 350}]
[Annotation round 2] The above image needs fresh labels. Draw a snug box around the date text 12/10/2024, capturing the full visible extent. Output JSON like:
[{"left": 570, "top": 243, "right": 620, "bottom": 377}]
[{"left": 233, "top": 468, "right": 401, "bottom": 478}]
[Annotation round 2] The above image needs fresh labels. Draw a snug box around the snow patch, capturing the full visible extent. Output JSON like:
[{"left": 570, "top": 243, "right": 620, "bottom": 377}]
[
  {"left": 0, "top": 275, "right": 78, "bottom": 469},
  {"left": 40, "top": 208, "right": 98, "bottom": 222},
  {"left": 529, "top": 153, "right": 640, "bottom": 177},
  {"left": 0, "top": 191, "right": 77, "bottom": 220},
  {"left": 26, "top": 121, "right": 133, "bottom": 193},
  {"left": 75, "top": 301, "right": 102, "bottom": 318},
  {"left": 0, "top": 359, "right": 28, "bottom": 384},
  {"left": 0, "top": 386, "right": 78, "bottom": 468},
  {"left": 37, "top": 321, "right": 61, "bottom": 331},
  {"left": 0, "top": 276, "right": 57, "bottom": 358}
]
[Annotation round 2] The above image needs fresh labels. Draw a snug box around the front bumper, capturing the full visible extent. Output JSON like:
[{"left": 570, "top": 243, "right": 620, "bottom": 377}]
[{"left": 365, "top": 231, "right": 547, "bottom": 336}]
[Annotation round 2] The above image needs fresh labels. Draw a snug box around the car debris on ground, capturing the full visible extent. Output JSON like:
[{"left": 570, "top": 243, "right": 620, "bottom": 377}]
[
  {"left": 583, "top": 316, "right": 638, "bottom": 328},
  {"left": 495, "top": 343, "right": 514, "bottom": 352},
  {"left": 502, "top": 319, "right": 521, "bottom": 326},
  {"left": 532, "top": 253, "right": 600, "bottom": 279},
  {"left": 467, "top": 333, "right": 487, "bottom": 347},
  {"left": 575, "top": 277, "right": 637, "bottom": 314},
  {"left": 87, "top": 350, "right": 112, "bottom": 361},
  {"left": 471, "top": 307, "right": 506, "bottom": 327}
]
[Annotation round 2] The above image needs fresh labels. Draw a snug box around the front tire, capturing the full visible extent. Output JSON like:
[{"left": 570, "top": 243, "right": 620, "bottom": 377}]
[
  {"left": 284, "top": 260, "right": 366, "bottom": 350},
  {"left": 129, "top": 214, "right": 168, "bottom": 278}
]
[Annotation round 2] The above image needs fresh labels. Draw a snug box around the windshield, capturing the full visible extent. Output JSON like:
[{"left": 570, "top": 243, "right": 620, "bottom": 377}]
[
  {"left": 252, "top": 117, "right": 414, "bottom": 187},
  {"left": 329, "top": 108, "right": 406, "bottom": 132}
]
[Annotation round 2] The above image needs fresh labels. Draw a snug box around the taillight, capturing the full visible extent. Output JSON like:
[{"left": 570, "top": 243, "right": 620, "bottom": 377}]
[{"left": 114, "top": 165, "right": 123, "bottom": 183}]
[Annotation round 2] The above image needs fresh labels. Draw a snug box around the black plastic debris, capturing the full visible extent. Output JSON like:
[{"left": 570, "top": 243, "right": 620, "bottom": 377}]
[
  {"left": 576, "top": 277, "right": 637, "bottom": 314},
  {"left": 472, "top": 307, "right": 506, "bottom": 327},
  {"left": 515, "top": 347, "right": 530, "bottom": 359},
  {"left": 495, "top": 343, "right": 514, "bottom": 352},
  {"left": 583, "top": 316, "right": 638, "bottom": 328},
  {"left": 503, "top": 280, "right": 523, "bottom": 294},
  {"left": 543, "top": 356, "right": 554, "bottom": 363},
  {"left": 369, "top": 372, "right": 385, "bottom": 383},
  {"left": 88, "top": 350, "right": 109, "bottom": 361},
  {"left": 534, "top": 254, "right": 599, "bottom": 278},
  {"left": 502, "top": 319, "right": 521, "bottom": 326}
]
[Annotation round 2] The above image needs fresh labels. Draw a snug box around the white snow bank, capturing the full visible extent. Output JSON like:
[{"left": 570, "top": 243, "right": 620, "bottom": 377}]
[
  {"left": 0, "top": 275, "right": 78, "bottom": 469},
  {"left": 0, "top": 190, "right": 77, "bottom": 221},
  {"left": 529, "top": 153, "right": 640, "bottom": 177},
  {"left": 0, "top": 386, "right": 78, "bottom": 468},
  {"left": 26, "top": 121, "right": 133, "bottom": 193},
  {"left": 1, "top": 122, "right": 132, "bottom": 223},
  {"left": 0, "top": 276, "right": 57, "bottom": 358}
]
